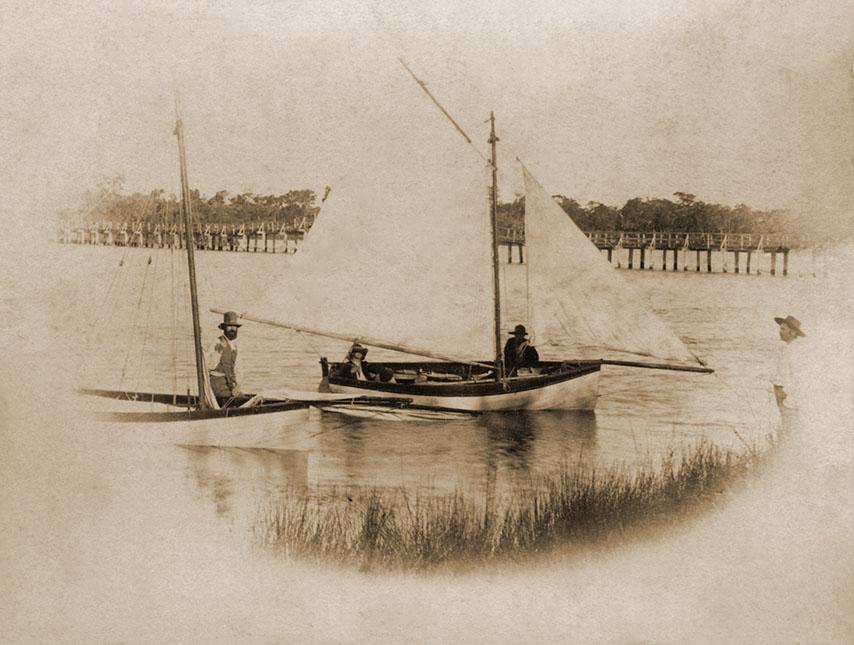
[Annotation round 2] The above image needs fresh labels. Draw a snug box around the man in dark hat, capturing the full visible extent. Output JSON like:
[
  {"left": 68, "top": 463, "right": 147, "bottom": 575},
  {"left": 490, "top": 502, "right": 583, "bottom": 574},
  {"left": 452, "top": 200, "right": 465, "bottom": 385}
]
[
  {"left": 503, "top": 324, "right": 540, "bottom": 376},
  {"left": 205, "top": 311, "right": 243, "bottom": 404},
  {"left": 771, "top": 314, "right": 805, "bottom": 427}
]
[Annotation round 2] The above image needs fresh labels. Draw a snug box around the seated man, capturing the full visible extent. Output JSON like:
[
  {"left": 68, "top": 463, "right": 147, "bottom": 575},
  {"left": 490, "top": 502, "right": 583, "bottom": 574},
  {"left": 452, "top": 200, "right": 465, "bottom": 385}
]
[
  {"left": 206, "top": 311, "right": 243, "bottom": 405},
  {"left": 503, "top": 324, "right": 539, "bottom": 376},
  {"left": 334, "top": 343, "right": 376, "bottom": 381}
]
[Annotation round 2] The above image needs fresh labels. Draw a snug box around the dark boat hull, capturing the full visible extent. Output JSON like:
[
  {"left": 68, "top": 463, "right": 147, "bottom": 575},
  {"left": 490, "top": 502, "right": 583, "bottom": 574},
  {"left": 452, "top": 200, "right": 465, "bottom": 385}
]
[
  {"left": 78, "top": 388, "right": 413, "bottom": 424},
  {"left": 322, "top": 360, "right": 602, "bottom": 411}
]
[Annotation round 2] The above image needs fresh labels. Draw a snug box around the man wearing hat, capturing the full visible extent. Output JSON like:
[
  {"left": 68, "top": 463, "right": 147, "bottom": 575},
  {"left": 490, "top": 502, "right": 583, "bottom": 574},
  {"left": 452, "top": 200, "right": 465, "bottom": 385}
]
[
  {"left": 205, "top": 311, "right": 243, "bottom": 404},
  {"left": 771, "top": 315, "right": 805, "bottom": 426},
  {"left": 503, "top": 324, "right": 540, "bottom": 377}
]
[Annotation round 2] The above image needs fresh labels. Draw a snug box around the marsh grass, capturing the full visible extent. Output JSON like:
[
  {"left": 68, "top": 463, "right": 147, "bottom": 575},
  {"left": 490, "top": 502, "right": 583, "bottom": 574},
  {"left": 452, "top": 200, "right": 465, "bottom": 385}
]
[{"left": 257, "top": 440, "right": 766, "bottom": 571}]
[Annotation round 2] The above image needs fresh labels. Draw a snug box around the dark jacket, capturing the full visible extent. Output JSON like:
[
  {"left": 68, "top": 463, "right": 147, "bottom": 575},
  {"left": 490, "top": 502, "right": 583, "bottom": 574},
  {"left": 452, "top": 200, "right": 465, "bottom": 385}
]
[
  {"left": 333, "top": 359, "right": 376, "bottom": 381},
  {"left": 503, "top": 338, "right": 539, "bottom": 375}
]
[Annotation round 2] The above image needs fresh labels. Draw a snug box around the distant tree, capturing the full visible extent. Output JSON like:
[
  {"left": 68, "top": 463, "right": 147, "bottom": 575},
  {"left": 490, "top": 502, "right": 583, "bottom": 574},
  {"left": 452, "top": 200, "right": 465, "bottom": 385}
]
[
  {"left": 68, "top": 176, "right": 807, "bottom": 238},
  {"left": 552, "top": 195, "right": 588, "bottom": 227},
  {"left": 497, "top": 195, "right": 524, "bottom": 232}
]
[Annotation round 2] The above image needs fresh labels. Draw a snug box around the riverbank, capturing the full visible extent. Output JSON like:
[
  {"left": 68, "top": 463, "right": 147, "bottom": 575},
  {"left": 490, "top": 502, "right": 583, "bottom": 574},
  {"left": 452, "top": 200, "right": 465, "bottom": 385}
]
[{"left": 258, "top": 439, "right": 766, "bottom": 572}]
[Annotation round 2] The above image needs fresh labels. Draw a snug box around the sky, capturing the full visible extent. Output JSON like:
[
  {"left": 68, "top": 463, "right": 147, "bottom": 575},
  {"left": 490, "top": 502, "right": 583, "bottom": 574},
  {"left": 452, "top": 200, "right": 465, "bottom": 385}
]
[{"left": 2, "top": 0, "right": 852, "bottom": 231}]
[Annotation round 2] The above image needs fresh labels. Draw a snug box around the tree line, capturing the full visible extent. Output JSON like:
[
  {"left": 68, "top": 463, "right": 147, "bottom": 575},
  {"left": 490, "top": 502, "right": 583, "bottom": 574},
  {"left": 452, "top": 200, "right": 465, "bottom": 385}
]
[
  {"left": 63, "top": 175, "right": 323, "bottom": 230},
  {"left": 67, "top": 174, "right": 800, "bottom": 235},
  {"left": 498, "top": 191, "right": 798, "bottom": 235}
]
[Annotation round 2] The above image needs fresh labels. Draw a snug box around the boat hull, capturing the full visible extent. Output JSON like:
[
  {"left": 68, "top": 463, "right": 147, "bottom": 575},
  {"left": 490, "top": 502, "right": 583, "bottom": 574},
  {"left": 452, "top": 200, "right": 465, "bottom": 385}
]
[
  {"left": 323, "top": 360, "right": 602, "bottom": 411},
  {"left": 77, "top": 389, "right": 412, "bottom": 432}
]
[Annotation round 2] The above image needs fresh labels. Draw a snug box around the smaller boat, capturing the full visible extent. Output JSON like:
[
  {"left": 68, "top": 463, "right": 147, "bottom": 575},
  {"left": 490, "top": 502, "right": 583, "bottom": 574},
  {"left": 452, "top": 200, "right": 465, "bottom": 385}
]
[
  {"left": 81, "top": 101, "right": 413, "bottom": 427},
  {"left": 79, "top": 387, "right": 412, "bottom": 425}
]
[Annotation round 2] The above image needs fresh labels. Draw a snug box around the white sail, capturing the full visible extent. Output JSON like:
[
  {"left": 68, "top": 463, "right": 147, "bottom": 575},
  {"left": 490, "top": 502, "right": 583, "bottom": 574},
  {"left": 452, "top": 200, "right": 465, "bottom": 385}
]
[
  {"left": 523, "top": 166, "right": 703, "bottom": 367},
  {"left": 238, "top": 87, "right": 496, "bottom": 362}
]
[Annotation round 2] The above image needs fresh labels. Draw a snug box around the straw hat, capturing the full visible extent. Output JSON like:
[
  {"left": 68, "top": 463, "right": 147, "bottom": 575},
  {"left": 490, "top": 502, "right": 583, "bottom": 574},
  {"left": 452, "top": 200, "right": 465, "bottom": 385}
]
[{"left": 774, "top": 315, "right": 805, "bottom": 337}]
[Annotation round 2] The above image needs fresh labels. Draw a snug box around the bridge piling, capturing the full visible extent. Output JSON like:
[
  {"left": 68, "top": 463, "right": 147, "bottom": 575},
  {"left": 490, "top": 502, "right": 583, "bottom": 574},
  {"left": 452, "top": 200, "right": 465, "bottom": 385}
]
[{"left": 58, "top": 223, "right": 807, "bottom": 276}]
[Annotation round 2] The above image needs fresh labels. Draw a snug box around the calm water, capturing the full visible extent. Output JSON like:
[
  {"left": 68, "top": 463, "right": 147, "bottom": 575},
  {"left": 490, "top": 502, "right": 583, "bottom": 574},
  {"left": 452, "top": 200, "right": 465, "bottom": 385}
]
[
  {"left": 3, "top": 241, "right": 851, "bottom": 642},
  {"left": 41, "top": 244, "right": 824, "bottom": 511}
]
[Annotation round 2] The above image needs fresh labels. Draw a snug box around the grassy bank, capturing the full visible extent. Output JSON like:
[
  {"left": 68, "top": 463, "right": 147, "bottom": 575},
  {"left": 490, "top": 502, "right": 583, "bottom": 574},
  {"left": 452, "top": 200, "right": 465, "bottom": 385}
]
[{"left": 256, "top": 440, "right": 766, "bottom": 571}]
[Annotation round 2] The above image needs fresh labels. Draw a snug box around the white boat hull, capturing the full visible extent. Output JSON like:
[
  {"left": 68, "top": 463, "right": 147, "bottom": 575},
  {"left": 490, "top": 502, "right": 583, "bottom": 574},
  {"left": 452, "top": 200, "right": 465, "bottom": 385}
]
[
  {"left": 78, "top": 394, "right": 312, "bottom": 437},
  {"left": 327, "top": 370, "right": 600, "bottom": 411}
]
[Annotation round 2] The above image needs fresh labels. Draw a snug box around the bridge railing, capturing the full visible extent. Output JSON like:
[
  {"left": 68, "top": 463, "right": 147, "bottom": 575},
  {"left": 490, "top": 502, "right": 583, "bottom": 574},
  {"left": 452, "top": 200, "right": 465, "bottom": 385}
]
[{"left": 57, "top": 221, "right": 810, "bottom": 251}]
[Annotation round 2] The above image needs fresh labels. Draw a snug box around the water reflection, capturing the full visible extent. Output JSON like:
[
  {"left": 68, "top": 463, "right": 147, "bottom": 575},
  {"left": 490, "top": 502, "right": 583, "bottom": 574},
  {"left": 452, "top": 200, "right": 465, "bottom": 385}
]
[
  {"left": 179, "top": 410, "right": 600, "bottom": 522},
  {"left": 478, "top": 411, "right": 598, "bottom": 472},
  {"left": 181, "top": 444, "right": 310, "bottom": 520}
]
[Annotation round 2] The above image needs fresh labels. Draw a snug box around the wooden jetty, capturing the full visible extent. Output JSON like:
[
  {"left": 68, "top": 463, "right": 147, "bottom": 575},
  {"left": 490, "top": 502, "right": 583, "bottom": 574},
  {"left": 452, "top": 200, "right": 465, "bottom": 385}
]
[
  {"left": 501, "top": 228, "right": 809, "bottom": 276},
  {"left": 56, "top": 220, "right": 310, "bottom": 254},
  {"left": 57, "top": 221, "right": 809, "bottom": 276}
]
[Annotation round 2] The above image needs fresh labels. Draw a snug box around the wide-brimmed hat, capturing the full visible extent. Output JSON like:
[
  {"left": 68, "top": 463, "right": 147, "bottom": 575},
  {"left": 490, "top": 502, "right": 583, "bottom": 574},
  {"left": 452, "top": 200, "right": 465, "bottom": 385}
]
[
  {"left": 509, "top": 324, "right": 528, "bottom": 337},
  {"left": 218, "top": 311, "right": 242, "bottom": 329},
  {"left": 348, "top": 343, "right": 368, "bottom": 358},
  {"left": 774, "top": 315, "right": 805, "bottom": 337}
]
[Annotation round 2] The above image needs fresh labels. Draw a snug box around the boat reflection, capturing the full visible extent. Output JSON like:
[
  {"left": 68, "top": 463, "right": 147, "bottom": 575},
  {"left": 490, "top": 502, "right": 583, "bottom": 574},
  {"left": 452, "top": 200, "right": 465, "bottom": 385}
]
[
  {"left": 478, "top": 410, "right": 598, "bottom": 472},
  {"left": 181, "top": 445, "right": 310, "bottom": 520},
  {"left": 180, "top": 410, "right": 600, "bottom": 522}
]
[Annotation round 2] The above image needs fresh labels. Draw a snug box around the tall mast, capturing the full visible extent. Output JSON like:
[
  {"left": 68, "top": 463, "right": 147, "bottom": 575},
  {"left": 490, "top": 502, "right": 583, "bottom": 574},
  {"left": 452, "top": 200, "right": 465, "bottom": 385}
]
[
  {"left": 488, "top": 112, "right": 504, "bottom": 380},
  {"left": 173, "top": 98, "right": 210, "bottom": 408}
]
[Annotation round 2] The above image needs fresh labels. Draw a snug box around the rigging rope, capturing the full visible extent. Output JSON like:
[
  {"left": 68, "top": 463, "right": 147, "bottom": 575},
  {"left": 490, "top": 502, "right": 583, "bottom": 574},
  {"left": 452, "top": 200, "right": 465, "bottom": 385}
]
[
  {"left": 362, "top": 3, "right": 489, "bottom": 165},
  {"left": 81, "top": 195, "right": 158, "bottom": 387},
  {"left": 132, "top": 253, "right": 160, "bottom": 393},
  {"left": 119, "top": 246, "right": 153, "bottom": 387}
]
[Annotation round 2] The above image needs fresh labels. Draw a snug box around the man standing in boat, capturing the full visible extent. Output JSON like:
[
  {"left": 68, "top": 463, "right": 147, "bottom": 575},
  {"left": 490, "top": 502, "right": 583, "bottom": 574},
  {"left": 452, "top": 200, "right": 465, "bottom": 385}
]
[
  {"left": 206, "top": 311, "right": 243, "bottom": 404},
  {"left": 503, "top": 325, "right": 540, "bottom": 376},
  {"left": 771, "top": 314, "right": 805, "bottom": 432}
]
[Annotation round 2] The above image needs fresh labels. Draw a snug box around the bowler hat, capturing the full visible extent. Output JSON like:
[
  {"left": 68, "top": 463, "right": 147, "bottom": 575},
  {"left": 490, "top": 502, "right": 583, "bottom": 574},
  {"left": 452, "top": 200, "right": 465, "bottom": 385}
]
[
  {"left": 774, "top": 315, "right": 805, "bottom": 337},
  {"left": 219, "top": 311, "right": 242, "bottom": 329},
  {"left": 509, "top": 324, "right": 528, "bottom": 336}
]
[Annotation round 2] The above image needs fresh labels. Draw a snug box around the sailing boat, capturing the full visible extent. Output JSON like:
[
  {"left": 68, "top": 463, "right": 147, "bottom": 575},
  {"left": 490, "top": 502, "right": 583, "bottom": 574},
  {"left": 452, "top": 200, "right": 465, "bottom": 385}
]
[
  {"left": 217, "top": 62, "right": 712, "bottom": 412},
  {"left": 81, "top": 101, "right": 412, "bottom": 425}
]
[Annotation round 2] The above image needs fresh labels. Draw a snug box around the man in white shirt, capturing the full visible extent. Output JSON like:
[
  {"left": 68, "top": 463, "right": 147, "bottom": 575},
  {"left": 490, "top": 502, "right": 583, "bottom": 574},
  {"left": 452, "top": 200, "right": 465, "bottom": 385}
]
[
  {"left": 206, "top": 311, "right": 243, "bottom": 404},
  {"left": 772, "top": 314, "right": 805, "bottom": 430}
]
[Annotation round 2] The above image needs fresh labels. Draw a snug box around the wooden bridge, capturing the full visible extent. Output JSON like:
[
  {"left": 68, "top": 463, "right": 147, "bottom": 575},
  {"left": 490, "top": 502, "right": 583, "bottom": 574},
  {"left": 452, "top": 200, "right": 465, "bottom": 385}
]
[
  {"left": 56, "top": 220, "right": 309, "bottom": 254},
  {"left": 499, "top": 228, "right": 809, "bottom": 276},
  {"left": 57, "top": 221, "right": 811, "bottom": 276}
]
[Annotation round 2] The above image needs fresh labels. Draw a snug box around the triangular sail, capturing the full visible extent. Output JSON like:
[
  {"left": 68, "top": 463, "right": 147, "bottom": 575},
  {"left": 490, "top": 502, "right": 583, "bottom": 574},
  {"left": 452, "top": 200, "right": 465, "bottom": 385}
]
[
  {"left": 523, "top": 166, "right": 704, "bottom": 367},
  {"left": 236, "top": 80, "right": 496, "bottom": 362}
]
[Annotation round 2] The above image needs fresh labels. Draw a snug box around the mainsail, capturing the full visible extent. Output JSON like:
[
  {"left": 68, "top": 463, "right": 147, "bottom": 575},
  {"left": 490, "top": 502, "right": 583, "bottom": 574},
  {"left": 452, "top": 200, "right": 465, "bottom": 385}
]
[
  {"left": 229, "top": 55, "right": 705, "bottom": 373},
  {"left": 523, "top": 166, "right": 704, "bottom": 368},
  {"left": 236, "top": 78, "right": 496, "bottom": 363}
]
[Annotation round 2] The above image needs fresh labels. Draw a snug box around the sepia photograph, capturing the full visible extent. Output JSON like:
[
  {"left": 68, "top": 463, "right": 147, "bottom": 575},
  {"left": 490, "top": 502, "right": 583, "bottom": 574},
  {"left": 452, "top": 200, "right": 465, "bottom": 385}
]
[{"left": 2, "top": 1, "right": 852, "bottom": 642}]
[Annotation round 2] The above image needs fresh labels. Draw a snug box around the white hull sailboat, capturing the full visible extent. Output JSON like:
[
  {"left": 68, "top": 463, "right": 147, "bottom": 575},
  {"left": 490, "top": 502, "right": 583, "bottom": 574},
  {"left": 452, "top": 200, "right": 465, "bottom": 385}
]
[
  {"left": 81, "top": 102, "right": 413, "bottom": 424},
  {"left": 218, "top": 59, "right": 712, "bottom": 412}
]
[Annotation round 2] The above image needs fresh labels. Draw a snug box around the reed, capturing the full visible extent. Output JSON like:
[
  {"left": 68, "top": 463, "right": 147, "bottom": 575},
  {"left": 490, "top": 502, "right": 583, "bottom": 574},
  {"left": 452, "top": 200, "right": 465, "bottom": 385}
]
[{"left": 256, "top": 440, "right": 764, "bottom": 571}]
